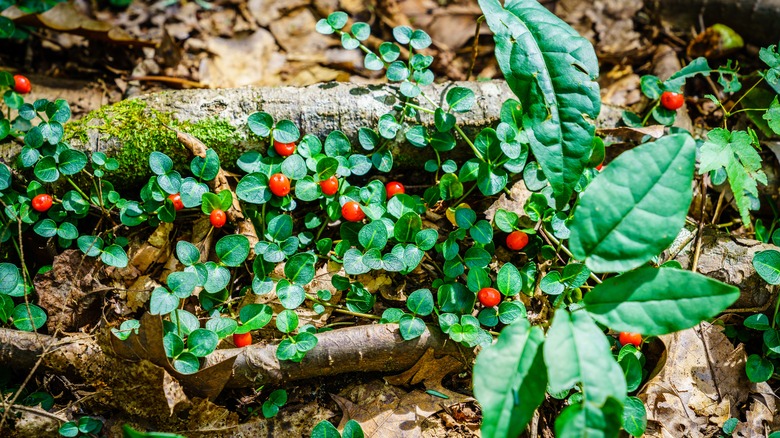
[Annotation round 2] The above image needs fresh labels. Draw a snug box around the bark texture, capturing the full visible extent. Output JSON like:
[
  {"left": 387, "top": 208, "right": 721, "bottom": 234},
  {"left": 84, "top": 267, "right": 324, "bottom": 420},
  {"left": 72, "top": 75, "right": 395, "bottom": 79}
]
[{"left": 0, "top": 323, "right": 466, "bottom": 392}]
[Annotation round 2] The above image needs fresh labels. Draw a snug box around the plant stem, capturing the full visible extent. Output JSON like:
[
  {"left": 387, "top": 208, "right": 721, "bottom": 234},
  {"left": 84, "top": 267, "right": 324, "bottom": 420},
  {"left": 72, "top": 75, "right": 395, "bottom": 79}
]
[{"left": 541, "top": 227, "right": 602, "bottom": 284}]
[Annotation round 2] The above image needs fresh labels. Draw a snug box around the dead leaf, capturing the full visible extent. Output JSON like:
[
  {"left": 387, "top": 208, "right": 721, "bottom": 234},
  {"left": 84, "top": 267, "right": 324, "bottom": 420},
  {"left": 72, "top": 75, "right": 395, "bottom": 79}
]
[
  {"left": 332, "top": 349, "right": 472, "bottom": 437},
  {"left": 597, "top": 125, "right": 666, "bottom": 142},
  {"left": 4, "top": 3, "right": 155, "bottom": 47},
  {"left": 201, "top": 29, "right": 286, "bottom": 88},
  {"left": 110, "top": 313, "right": 237, "bottom": 400},
  {"left": 639, "top": 322, "right": 778, "bottom": 437},
  {"left": 35, "top": 250, "right": 106, "bottom": 332}
]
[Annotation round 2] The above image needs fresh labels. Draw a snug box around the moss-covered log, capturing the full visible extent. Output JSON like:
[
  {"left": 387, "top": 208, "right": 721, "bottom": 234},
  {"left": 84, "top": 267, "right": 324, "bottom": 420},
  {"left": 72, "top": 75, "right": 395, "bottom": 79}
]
[{"left": 2, "top": 81, "right": 512, "bottom": 187}]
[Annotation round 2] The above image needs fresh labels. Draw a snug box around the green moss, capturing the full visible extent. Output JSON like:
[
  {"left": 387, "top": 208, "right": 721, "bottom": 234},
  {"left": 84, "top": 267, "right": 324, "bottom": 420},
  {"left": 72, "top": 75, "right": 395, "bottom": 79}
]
[{"left": 65, "top": 99, "right": 249, "bottom": 187}]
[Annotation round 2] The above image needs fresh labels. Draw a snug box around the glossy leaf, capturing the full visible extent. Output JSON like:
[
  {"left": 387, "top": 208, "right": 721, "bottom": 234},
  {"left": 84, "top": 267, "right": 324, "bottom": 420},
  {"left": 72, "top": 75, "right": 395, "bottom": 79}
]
[
  {"left": 583, "top": 267, "right": 740, "bottom": 336},
  {"left": 479, "top": 0, "right": 600, "bottom": 205},
  {"left": 474, "top": 319, "right": 546, "bottom": 437},
  {"left": 544, "top": 309, "right": 626, "bottom": 404},
  {"left": 569, "top": 134, "right": 696, "bottom": 272}
]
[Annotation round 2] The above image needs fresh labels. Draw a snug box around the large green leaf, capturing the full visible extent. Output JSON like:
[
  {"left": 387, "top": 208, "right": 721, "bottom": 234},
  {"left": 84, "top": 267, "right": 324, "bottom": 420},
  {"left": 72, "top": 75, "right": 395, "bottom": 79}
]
[
  {"left": 544, "top": 309, "right": 626, "bottom": 404},
  {"left": 555, "top": 398, "right": 623, "bottom": 438},
  {"left": 583, "top": 267, "right": 740, "bottom": 336},
  {"left": 474, "top": 319, "right": 547, "bottom": 438},
  {"left": 569, "top": 134, "right": 695, "bottom": 273},
  {"left": 478, "top": 0, "right": 600, "bottom": 206}
]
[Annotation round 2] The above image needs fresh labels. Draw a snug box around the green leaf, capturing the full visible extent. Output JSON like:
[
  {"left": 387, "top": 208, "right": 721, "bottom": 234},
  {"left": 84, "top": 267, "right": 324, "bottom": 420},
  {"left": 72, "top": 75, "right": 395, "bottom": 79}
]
[
  {"left": 324, "top": 131, "right": 352, "bottom": 157},
  {"left": 359, "top": 221, "right": 388, "bottom": 251},
  {"left": 754, "top": 250, "right": 780, "bottom": 284},
  {"left": 101, "top": 244, "right": 128, "bottom": 268},
  {"left": 216, "top": 235, "right": 250, "bottom": 267},
  {"left": 248, "top": 112, "right": 274, "bottom": 137},
  {"left": 474, "top": 319, "right": 546, "bottom": 438},
  {"left": 58, "top": 149, "right": 87, "bottom": 175},
  {"left": 149, "top": 151, "right": 173, "bottom": 175},
  {"left": 150, "top": 287, "right": 179, "bottom": 315},
  {"left": 342, "top": 420, "right": 364, "bottom": 438},
  {"left": 406, "top": 288, "right": 434, "bottom": 316},
  {"left": 273, "top": 119, "right": 300, "bottom": 143},
  {"left": 445, "top": 87, "right": 475, "bottom": 113},
  {"left": 34, "top": 156, "right": 59, "bottom": 182},
  {"left": 12, "top": 303, "right": 47, "bottom": 331},
  {"left": 237, "top": 172, "right": 272, "bottom": 204},
  {"left": 173, "top": 352, "right": 200, "bottom": 374},
  {"left": 206, "top": 317, "right": 237, "bottom": 338},
  {"left": 479, "top": 0, "right": 600, "bottom": 206},
  {"left": 190, "top": 149, "right": 220, "bottom": 181},
  {"left": 497, "top": 263, "right": 522, "bottom": 296},
  {"left": 236, "top": 304, "right": 273, "bottom": 333},
  {"left": 583, "top": 267, "right": 740, "bottom": 336},
  {"left": 394, "top": 212, "right": 422, "bottom": 242},
  {"left": 276, "top": 309, "right": 299, "bottom": 333},
  {"left": 284, "top": 253, "right": 316, "bottom": 284},
  {"left": 386, "top": 61, "right": 409, "bottom": 82},
  {"left": 746, "top": 354, "right": 773, "bottom": 382},
  {"left": 622, "top": 396, "right": 647, "bottom": 437},
  {"left": 167, "top": 272, "right": 197, "bottom": 299},
  {"left": 544, "top": 309, "right": 626, "bottom": 404},
  {"left": 698, "top": 128, "right": 766, "bottom": 225},
  {"left": 327, "top": 11, "right": 348, "bottom": 29},
  {"left": 176, "top": 241, "right": 200, "bottom": 266},
  {"left": 311, "top": 421, "right": 341, "bottom": 438},
  {"left": 399, "top": 314, "right": 426, "bottom": 340},
  {"left": 188, "top": 328, "right": 219, "bottom": 357},
  {"left": 569, "top": 134, "right": 696, "bottom": 273},
  {"left": 409, "top": 29, "right": 432, "bottom": 50},
  {"left": 437, "top": 283, "right": 475, "bottom": 314},
  {"left": 555, "top": 398, "right": 623, "bottom": 438}
]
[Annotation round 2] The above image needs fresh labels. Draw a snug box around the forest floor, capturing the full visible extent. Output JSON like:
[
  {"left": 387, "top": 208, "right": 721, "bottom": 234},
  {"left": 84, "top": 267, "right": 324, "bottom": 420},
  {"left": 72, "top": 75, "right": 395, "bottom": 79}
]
[{"left": 1, "top": 0, "right": 779, "bottom": 436}]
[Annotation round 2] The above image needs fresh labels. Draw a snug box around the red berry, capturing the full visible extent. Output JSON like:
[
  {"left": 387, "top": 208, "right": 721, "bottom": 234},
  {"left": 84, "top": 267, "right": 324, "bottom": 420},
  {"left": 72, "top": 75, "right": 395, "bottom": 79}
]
[
  {"left": 341, "top": 201, "right": 365, "bottom": 222},
  {"left": 506, "top": 231, "right": 529, "bottom": 251},
  {"left": 619, "top": 332, "right": 642, "bottom": 347},
  {"left": 13, "top": 75, "right": 31, "bottom": 94},
  {"left": 210, "top": 209, "right": 227, "bottom": 228},
  {"left": 269, "top": 173, "right": 291, "bottom": 197},
  {"left": 660, "top": 91, "right": 684, "bottom": 111},
  {"left": 273, "top": 140, "right": 296, "bottom": 157},
  {"left": 319, "top": 176, "right": 339, "bottom": 196},
  {"left": 385, "top": 181, "right": 405, "bottom": 198},
  {"left": 477, "top": 287, "right": 501, "bottom": 307},
  {"left": 233, "top": 332, "right": 252, "bottom": 348},
  {"left": 31, "top": 194, "right": 53, "bottom": 212},
  {"left": 168, "top": 193, "right": 184, "bottom": 211}
]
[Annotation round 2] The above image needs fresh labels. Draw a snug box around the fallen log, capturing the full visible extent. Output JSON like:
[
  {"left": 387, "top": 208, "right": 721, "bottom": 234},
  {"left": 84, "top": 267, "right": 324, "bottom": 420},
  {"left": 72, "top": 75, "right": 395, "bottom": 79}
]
[
  {"left": 0, "top": 323, "right": 467, "bottom": 394},
  {"left": 0, "top": 81, "right": 514, "bottom": 187}
]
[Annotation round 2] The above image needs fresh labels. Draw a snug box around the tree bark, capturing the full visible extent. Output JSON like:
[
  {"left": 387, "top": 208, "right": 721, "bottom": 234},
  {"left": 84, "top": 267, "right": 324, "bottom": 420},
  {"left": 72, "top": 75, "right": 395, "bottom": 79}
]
[{"left": 0, "top": 323, "right": 467, "bottom": 393}]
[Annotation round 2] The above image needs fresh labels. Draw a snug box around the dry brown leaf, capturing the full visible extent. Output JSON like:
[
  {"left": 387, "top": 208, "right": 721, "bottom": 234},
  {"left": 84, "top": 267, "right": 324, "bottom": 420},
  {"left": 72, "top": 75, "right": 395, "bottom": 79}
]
[
  {"left": 110, "top": 313, "right": 237, "bottom": 399},
  {"left": 4, "top": 3, "right": 155, "bottom": 47},
  {"left": 331, "top": 349, "right": 472, "bottom": 437},
  {"left": 35, "top": 250, "right": 106, "bottom": 332},
  {"left": 201, "top": 29, "right": 286, "bottom": 88},
  {"left": 639, "top": 322, "right": 778, "bottom": 437}
]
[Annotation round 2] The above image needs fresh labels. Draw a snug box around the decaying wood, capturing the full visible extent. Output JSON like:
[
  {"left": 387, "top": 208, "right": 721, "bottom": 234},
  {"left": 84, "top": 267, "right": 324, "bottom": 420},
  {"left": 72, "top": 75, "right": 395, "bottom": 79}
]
[{"left": 0, "top": 323, "right": 467, "bottom": 392}]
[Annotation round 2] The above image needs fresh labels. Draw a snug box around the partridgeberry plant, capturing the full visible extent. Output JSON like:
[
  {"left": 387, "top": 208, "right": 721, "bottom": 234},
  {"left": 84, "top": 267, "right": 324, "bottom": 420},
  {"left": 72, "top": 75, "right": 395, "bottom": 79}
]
[{"left": 5, "top": 0, "right": 780, "bottom": 435}]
